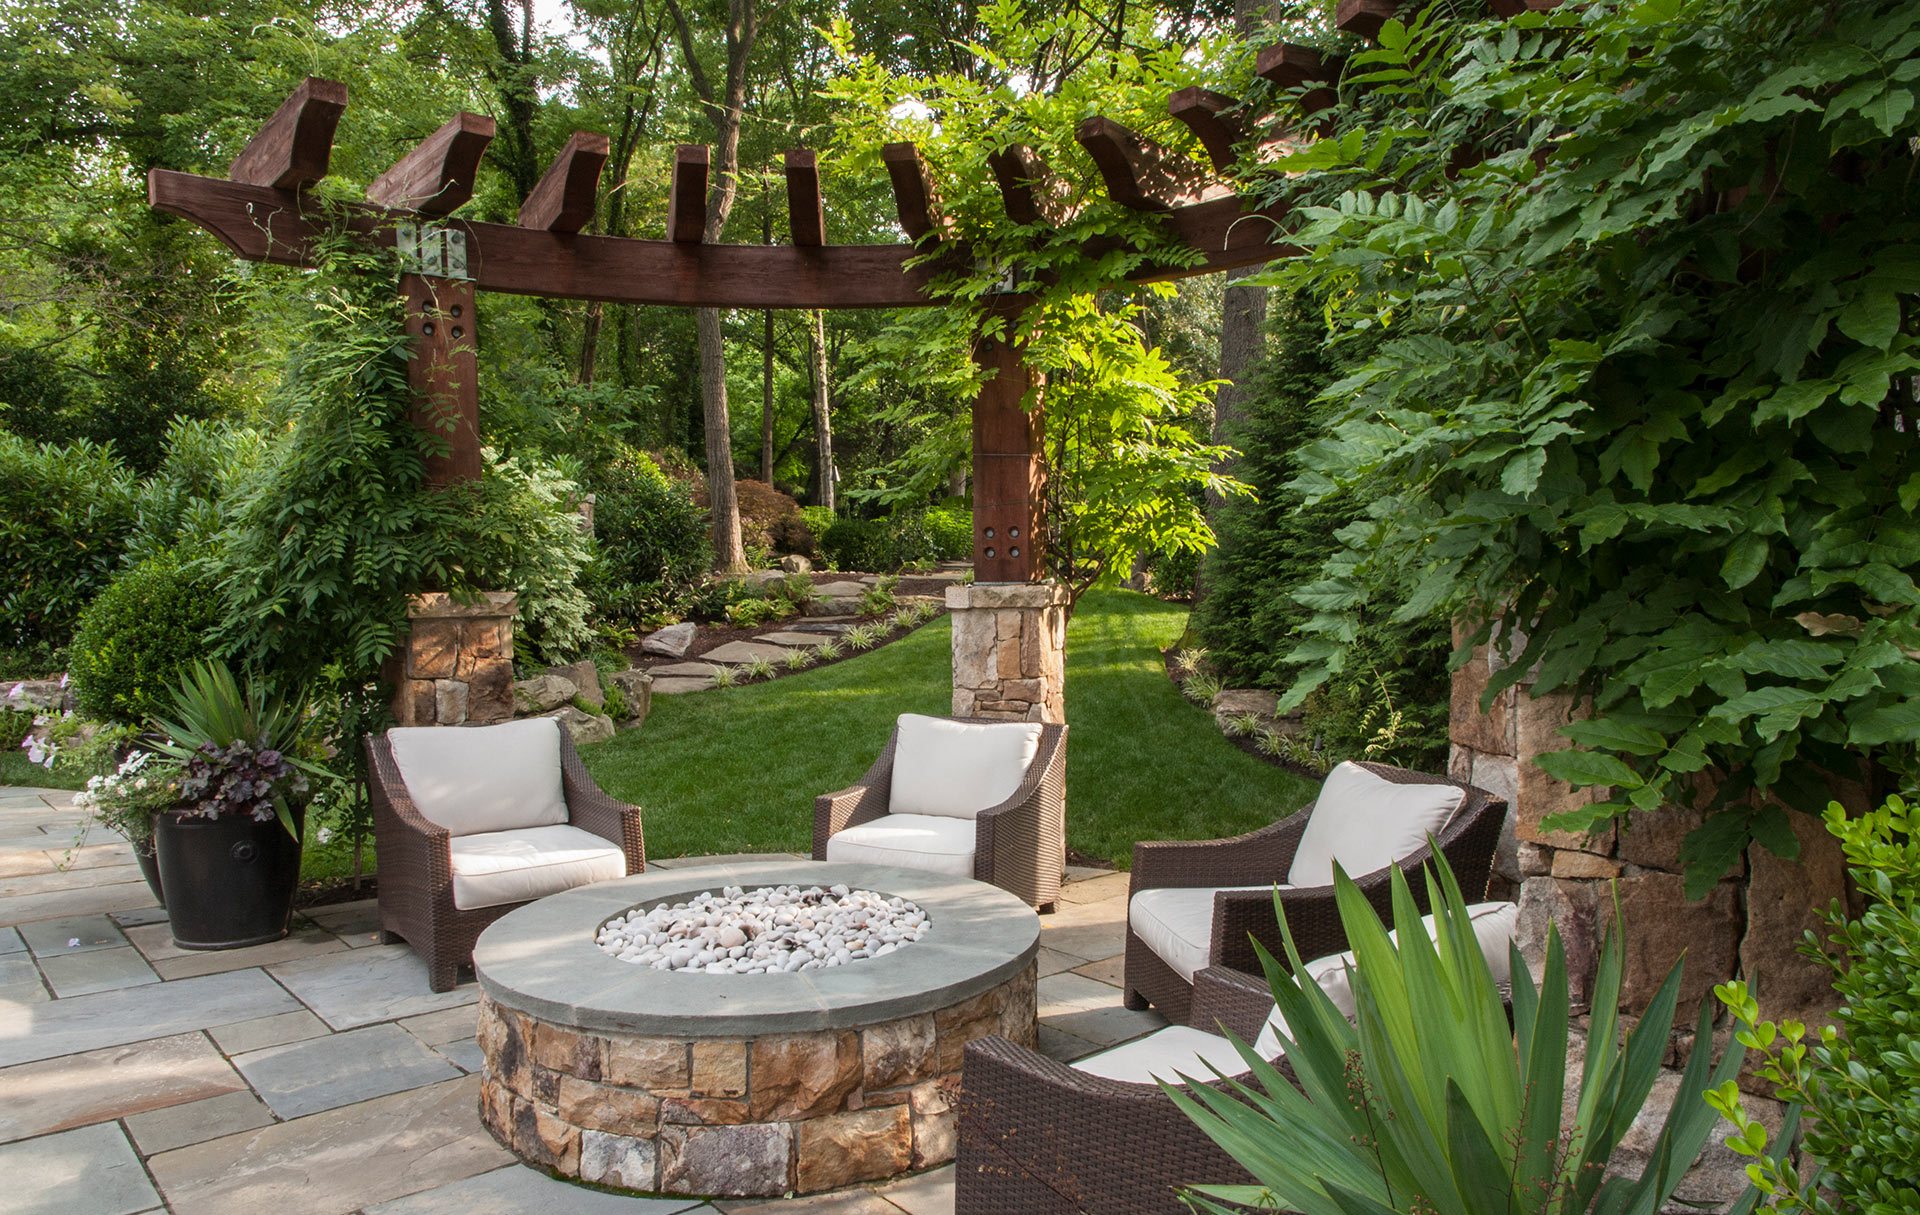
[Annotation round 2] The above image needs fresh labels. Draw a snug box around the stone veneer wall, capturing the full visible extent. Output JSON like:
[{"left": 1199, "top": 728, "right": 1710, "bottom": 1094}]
[
  {"left": 477, "top": 963, "right": 1036, "bottom": 1197},
  {"left": 1451, "top": 636, "right": 1854, "bottom": 1027},
  {"left": 947, "top": 582, "right": 1068, "bottom": 723},
  {"left": 385, "top": 592, "right": 518, "bottom": 727}
]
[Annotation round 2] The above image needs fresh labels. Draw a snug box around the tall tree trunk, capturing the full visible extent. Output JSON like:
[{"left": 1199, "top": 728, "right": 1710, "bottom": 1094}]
[
  {"left": 762, "top": 308, "right": 776, "bottom": 482},
  {"left": 806, "top": 308, "right": 835, "bottom": 511},
  {"left": 669, "top": 0, "right": 756, "bottom": 573}
]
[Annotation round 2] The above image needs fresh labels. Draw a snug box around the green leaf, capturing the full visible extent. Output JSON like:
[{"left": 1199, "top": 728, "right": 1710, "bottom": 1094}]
[
  {"left": 1561, "top": 718, "right": 1669, "bottom": 756},
  {"left": 1535, "top": 748, "right": 1643, "bottom": 789},
  {"left": 1720, "top": 533, "right": 1768, "bottom": 589},
  {"left": 1848, "top": 699, "right": 1920, "bottom": 745},
  {"left": 1753, "top": 381, "right": 1833, "bottom": 426},
  {"left": 1837, "top": 291, "right": 1902, "bottom": 349}
]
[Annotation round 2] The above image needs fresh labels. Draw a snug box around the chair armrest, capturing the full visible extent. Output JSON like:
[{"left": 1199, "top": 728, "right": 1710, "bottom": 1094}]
[
  {"left": 972, "top": 724, "right": 1067, "bottom": 893},
  {"left": 811, "top": 730, "right": 898, "bottom": 859},
  {"left": 958, "top": 1035, "right": 1257, "bottom": 1211},
  {"left": 1189, "top": 966, "right": 1276, "bottom": 1043},
  {"left": 365, "top": 734, "right": 453, "bottom": 931},
  {"left": 559, "top": 730, "right": 646, "bottom": 873},
  {"left": 1129, "top": 804, "right": 1312, "bottom": 896}
]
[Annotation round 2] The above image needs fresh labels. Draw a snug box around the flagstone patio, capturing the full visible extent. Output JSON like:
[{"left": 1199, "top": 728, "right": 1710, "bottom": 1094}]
[{"left": 0, "top": 785, "right": 1160, "bottom": 1215}]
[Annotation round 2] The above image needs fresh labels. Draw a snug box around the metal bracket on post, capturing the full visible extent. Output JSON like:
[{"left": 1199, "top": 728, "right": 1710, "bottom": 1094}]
[{"left": 396, "top": 223, "right": 472, "bottom": 281}]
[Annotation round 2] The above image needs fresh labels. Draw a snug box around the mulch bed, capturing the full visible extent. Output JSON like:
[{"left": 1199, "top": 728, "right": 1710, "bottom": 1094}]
[{"left": 1162, "top": 649, "right": 1325, "bottom": 778}]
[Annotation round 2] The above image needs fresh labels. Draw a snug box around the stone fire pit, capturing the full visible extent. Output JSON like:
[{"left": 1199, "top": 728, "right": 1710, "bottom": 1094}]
[{"left": 472, "top": 860, "right": 1040, "bottom": 1198}]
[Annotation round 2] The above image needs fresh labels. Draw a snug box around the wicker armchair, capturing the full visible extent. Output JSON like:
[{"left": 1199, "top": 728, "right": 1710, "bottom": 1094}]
[
  {"left": 1124, "top": 761, "right": 1505, "bottom": 1024},
  {"left": 813, "top": 715, "right": 1068, "bottom": 911},
  {"left": 956, "top": 965, "right": 1274, "bottom": 1215},
  {"left": 367, "top": 720, "right": 645, "bottom": 992}
]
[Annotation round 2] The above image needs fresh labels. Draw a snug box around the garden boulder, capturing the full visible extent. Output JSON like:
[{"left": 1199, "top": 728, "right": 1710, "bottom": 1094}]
[
  {"left": 544, "top": 660, "right": 603, "bottom": 708},
  {"left": 641, "top": 622, "right": 696, "bottom": 659},
  {"left": 607, "top": 669, "right": 654, "bottom": 727},
  {"left": 542, "top": 704, "right": 615, "bottom": 746},
  {"left": 513, "top": 673, "right": 576, "bottom": 715}
]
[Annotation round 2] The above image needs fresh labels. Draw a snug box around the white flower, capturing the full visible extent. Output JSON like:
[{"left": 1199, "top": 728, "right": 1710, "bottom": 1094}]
[
  {"left": 58, "top": 673, "right": 69, "bottom": 688},
  {"left": 5, "top": 682, "right": 20, "bottom": 700},
  {"left": 315, "top": 827, "right": 334, "bottom": 845}
]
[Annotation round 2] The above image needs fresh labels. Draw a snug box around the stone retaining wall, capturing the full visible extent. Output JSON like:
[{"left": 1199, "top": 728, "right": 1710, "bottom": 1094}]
[{"left": 477, "top": 962, "right": 1036, "bottom": 1197}]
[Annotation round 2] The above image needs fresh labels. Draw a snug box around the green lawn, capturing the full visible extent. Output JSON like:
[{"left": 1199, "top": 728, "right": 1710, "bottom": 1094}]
[
  {"left": 584, "top": 588, "right": 1317, "bottom": 868},
  {"left": 0, "top": 750, "right": 86, "bottom": 790}
]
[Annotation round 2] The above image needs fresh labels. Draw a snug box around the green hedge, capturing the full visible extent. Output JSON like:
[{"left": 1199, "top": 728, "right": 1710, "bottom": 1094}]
[
  {"left": 0, "top": 434, "right": 139, "bottom": 653},
  {"left": 821, "top": 507, "right": 972, "bottom": 572}
]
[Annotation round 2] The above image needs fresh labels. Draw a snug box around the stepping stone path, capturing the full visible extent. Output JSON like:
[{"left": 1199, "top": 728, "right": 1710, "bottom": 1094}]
[
  {"left": 649, "top": 662, "right": 723, "bottom": 678},
  {"left": 754, "top": 632, "right": 829, "bottom": 648},
  {"left": 699, "top": 641, "right": 793, "bottom": 665},
  {"left": 650, "top": 677, "right": 716, "bottom": 696}
]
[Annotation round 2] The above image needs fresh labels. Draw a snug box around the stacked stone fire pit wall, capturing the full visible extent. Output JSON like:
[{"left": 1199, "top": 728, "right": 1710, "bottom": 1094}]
[
  {"left": 470, "top": 862, "right": 1041, "bottom": 1199},
  {"left": 478, "top": 970, "right": 1034, "bottom": 1196}
]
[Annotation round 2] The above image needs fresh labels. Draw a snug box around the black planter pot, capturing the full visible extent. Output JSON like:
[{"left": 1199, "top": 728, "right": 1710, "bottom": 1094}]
[
  {"left": 154, "top": 807, "right": 303, "bottom": 950},
  {"left": 134, "top": 833, "right": 165, "bottom": 909}
]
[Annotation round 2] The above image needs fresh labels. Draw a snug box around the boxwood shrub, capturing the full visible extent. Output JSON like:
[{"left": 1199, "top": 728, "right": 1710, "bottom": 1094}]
[{"left": 68, "top": 551, "right": 219, "bottom": 726}]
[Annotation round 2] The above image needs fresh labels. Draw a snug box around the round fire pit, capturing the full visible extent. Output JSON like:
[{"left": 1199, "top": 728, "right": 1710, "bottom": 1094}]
[{"left": 473, "top": 860, "right": 1039, "bottom": 1198}]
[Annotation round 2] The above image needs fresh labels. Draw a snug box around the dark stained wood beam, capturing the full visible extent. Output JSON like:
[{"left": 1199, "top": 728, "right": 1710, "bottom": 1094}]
[
  {"left": 1487, "top": 0, "right": 1560, "bottom": 13},
  {"left": 150, "top": 167, "right": 1291, "bottom": 307},
  {"left": 667, "top": 144, "right": 709, "bottom": 243},
  {"left": 1167, "top": 87, "right": 1255, "bottom": 174},
  {"left": 882, "top": 142, "right": 951, "bottom": 243},
  {"left": 783, "top": 149, "right": 825, "bottom": 246},
  {"left": 228, "top": 77, "right": 348, "bottom": 190},
  {"left": 367, "top": 113, "right": 494, "bottom": 216},
  {"left": 403, "top": 274, "right": 483, "bottom": 485},
  {"left": 1256, "top": 44, "right": 1344, "bottom": 116},
  {"left": 1335, "top": 0, "right": 1402, "bottom": 40},
  {"left": 517, "top": 131, "right": 609, "bottom": 233},
  {"left": 1075, "top": 116, "right": 1232, "bottom": 212},
  {"left": 985, "top": 145, "right": 1074, "bottom": 227}
]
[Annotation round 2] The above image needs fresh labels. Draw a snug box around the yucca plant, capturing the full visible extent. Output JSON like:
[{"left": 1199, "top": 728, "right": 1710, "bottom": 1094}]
[
  {"left": 1166, "top": 858, "right": 1744, "bottom": 1215},
  {"left": 149, "top": 660, "right": 318, "bottom": 837}
]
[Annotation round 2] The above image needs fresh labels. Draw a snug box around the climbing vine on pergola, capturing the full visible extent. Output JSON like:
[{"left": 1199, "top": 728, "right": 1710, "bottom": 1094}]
[{"left": 147, "top": 0, "right": 1552, "bottom": 584}]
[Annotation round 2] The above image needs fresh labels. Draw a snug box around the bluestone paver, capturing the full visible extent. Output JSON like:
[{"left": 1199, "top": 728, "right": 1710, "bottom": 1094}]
[
  {"left": 268, "top": 944, "right": 476, "bottom": 1030},
  {"left": 37, "top": 944, "right": 161, "bottom": 997},
  {"left": 0, "top": 925, "right": 25, "bottom": 954},
  {"left": 234, "top": 1021, "right": 462, "bottom": 1118},
  {"left": 18, "top": 913, "right": 125, "bottom": 956},
  {"left": 0, "top": 1031, "right": 244, "bottom": 1144},
  {"left": 123, "top": 1089, "right": 275, "bottom": 1155},
  {"left": 0, "top": 954, "right": 47, "bottom": 1003},
  {"left": 0, "top": 1122, "right": 162, "bottom": 1215},
  {"left": 207, "top": 1008, "right": 330, "bottom": 1056},
  {"left": 146, "top": 1076, "right": 510, "bottom": 1215},
  {"left": 873, "top": 1165, "right": 956, "bottom": 1215},
  {"left": 0, "top": 967, "right": 300, "bottom": 1067},
  {"left": 364, "top": 1164, "right": 710, "bottom": 1214}
]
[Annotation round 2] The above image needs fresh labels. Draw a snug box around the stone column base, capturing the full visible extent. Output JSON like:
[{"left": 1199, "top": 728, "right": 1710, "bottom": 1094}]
[
  {"left": 946, "top": 582, "right": 1067, "bottom": 723},
  {"left": 385, "top": 592, "right": 518, "bottom": 726}
]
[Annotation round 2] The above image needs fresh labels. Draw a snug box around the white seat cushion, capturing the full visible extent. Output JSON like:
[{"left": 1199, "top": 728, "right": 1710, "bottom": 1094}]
[
  {"left": 389, "top": 718, "right": 568, "bottom": 837},
  {"left": 1287, "top": 762, "right": 1465, "bottom": 888},
  {"left": 1129, "top": 884, "right": 1292, "bottom": 982},
  {"left": 448, "top": 824, "right": 626, "bottom": 910},
  {"left": 1303, "top": 900, "right": 1520, "bottom": 1020},
  {"left": 825, "top": 813, "right": 976, "bottom": 877},
  {"left": 888, "top": 714, "right": 1043, "bottom": 820},
  {"left": 1073, "top": 1024, "right": 1269, "bottom": 1085}
]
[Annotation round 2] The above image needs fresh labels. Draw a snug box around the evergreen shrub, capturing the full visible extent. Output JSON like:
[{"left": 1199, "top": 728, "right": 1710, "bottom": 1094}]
[
  {"left": 1193, "top": 292, "right": 1450, "bottom": 769},
  {"left": 69, "top": 552, "right": 219, "bottom": 725}
]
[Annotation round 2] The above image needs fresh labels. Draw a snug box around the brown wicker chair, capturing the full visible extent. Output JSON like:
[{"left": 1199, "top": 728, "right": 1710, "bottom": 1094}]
[
  {"left": 813, "top": 717, "right": 1068, "bottom": 911},
  {"left": 955, "top": 965, "right": 1275, "bottom": 1215},
  {"left": 1123, "top": 761, "right": 1505, "bottom": 1024},
  {"left": 367, "top": 724, "right": 645, "bottom": 992}
]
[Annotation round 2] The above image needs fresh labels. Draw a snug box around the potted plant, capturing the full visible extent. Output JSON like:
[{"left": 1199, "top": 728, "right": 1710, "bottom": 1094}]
[
  {"left": 148, "top": 661, "right": 316, "bottom": 950},
  {"left": 74, "top": 745, "right": 183, "bottom": 906}
]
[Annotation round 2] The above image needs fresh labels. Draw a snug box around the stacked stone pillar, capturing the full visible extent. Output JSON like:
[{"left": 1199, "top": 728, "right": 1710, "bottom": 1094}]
[
  {"left": 1451, "top": 631, "right": 1853, "bottom": 1026},
  {"left": 946, "top": 582, "right": 1068, "bottom": 724},
  {"left": 386, "top": 592, "right": 518, "bottom": 727}
]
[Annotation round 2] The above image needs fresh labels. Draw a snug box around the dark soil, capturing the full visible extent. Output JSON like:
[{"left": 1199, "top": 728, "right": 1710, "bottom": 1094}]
[
  {"left": 1161, "top": 648, "right": 1325, "bottom": 779},
  {"left": 296, "top": 873, "right": 377, "bottom": 909}
]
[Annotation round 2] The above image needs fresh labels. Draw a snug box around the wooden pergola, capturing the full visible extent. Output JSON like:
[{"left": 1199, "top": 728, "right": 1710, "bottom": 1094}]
[{"left": 148, "top": 0, "right": 1551, "bottom": 584}]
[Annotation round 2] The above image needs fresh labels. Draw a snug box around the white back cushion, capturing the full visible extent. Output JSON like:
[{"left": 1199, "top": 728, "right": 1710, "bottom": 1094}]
[
  {"left": 888, "top": 714, "right": 1043, "bottom": 820},
  {"left": 1287, "top": 761, "right": 1464, "bottom": 888},
  {"left": 1298, "top": 900, "right": 1520, "bottom": 1027},
  {"left": 388, "top": 718, "right": 568, "bottom": 837}
]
